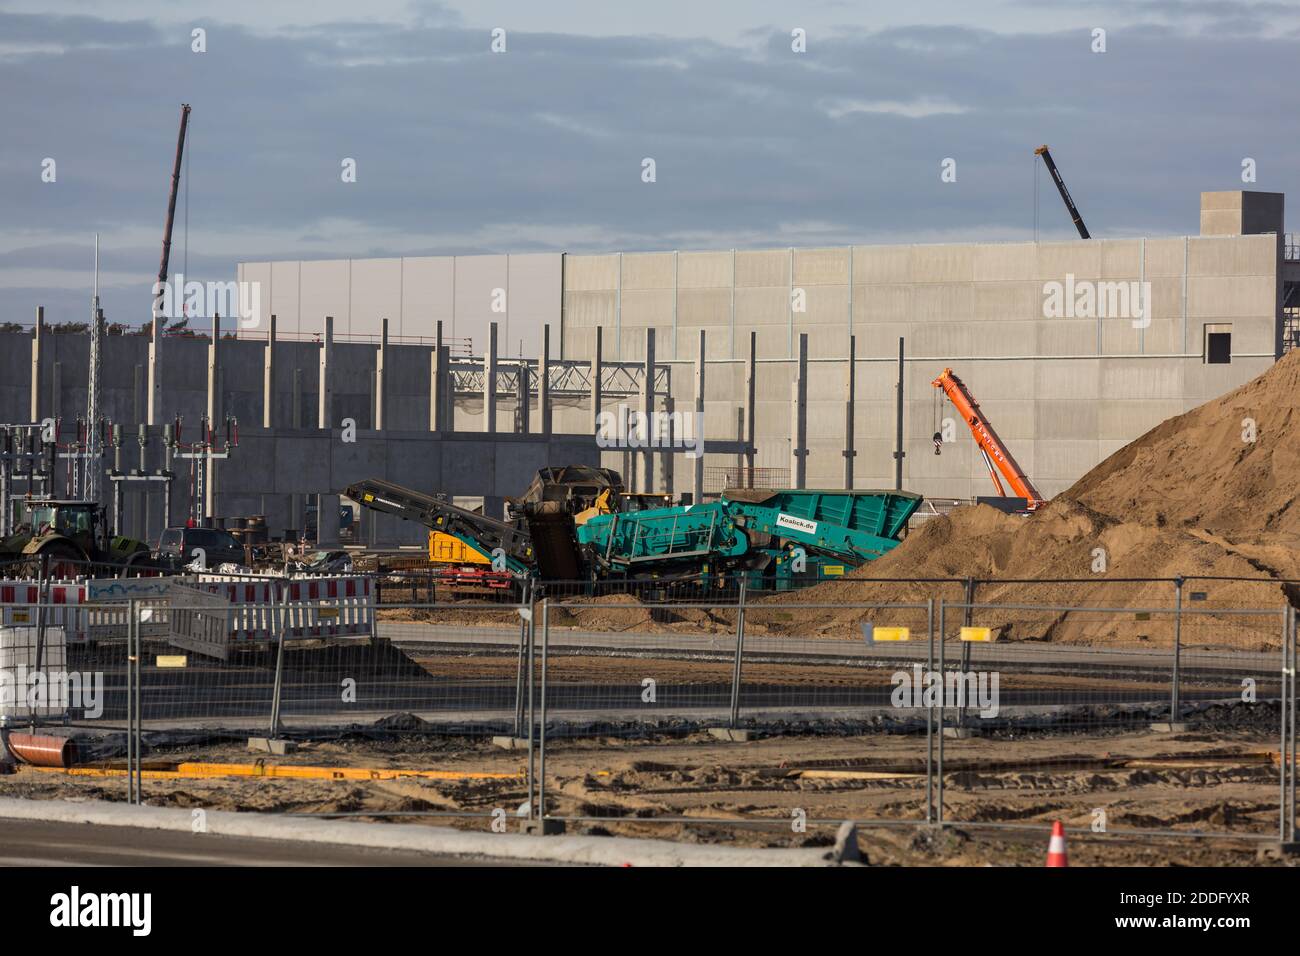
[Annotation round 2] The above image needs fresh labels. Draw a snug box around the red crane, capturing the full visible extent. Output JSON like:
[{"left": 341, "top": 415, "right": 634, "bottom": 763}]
[{"left": 931, "top": 368, "right": 1044, "bottom": 510}]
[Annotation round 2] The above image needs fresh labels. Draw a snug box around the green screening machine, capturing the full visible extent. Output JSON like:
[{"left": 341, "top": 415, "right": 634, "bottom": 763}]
[
  {"left": 574, "top": 488, "right": 922, "bottom": 590},
  {"left": 346, "top": 475, "right": 922, "bottom": 592}
]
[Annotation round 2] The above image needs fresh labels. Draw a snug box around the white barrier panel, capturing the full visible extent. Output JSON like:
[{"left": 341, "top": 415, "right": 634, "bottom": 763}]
[
  {"left": 84, "top": 577, "right": 173, "bottom": 641},
  {"left": 167, "top": 574, "right": 375, "bottom": 656},
  {"left": 282, "top": 575, "right": 373, "bottom": 638},
  {"left": 0, "top": 581, "right": 89, "bottom": 643},
  {"left": 194, "top": 575, "right": 276, "bottom": 643},
  {"left": 0, "top": 625, "right": 69, "bottom": 718},
  {"left": 165, "top": 582, "right": 239, "bottom": 662}
]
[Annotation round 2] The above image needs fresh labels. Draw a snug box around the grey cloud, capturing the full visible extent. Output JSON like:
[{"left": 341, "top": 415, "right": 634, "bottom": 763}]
[{"left": 0, "top": 8, "right": 1296, "bottom": 326}]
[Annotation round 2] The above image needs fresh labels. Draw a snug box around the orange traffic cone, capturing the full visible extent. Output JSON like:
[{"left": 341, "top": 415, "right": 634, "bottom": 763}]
[{"left": 1046, "top": 820, "right": 1068, "bottom": 867}]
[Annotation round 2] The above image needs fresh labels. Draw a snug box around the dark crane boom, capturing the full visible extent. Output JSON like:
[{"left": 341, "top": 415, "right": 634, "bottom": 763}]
[
  {"left": 157, "top": 104, "right": 192, "bottom": 294},
  {"left": 1034, "top": 145, "right": 1090, "bottom": 240}
]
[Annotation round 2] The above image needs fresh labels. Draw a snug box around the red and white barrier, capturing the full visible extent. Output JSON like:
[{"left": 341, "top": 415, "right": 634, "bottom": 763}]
[
  {"left": 195, "top": 572, "right": 374, "bottom": 645},
  {"left": 0, "top": 579, "right": 90, "bottom": 642},
  {"left": 0, "top": 572, "right": 375, "bottom": 650}
]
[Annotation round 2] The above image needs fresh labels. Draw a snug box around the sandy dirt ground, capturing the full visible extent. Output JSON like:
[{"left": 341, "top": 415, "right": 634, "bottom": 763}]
[{"left": 1, "top": 721, "right": 1288, "bottom": 867}]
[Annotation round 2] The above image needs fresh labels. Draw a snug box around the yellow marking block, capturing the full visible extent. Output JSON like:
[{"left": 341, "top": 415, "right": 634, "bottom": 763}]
[
  {"left": 960, "top": 626, "right": 995, "bottom": 643},
  {"left": 10, "top": 610, "right": 31, "bottom": 623},
  {"left": 822, "top": 566, "right": 845, "bottom": 576},
  {"left": 155, "top": 655, "right": 188, "bottom": 668},
  {"left": 317, "top": 607, "right": 340, "bottom": 619},
  {"left": 872, "top": 627, "right": 910, "bottom": 642}
]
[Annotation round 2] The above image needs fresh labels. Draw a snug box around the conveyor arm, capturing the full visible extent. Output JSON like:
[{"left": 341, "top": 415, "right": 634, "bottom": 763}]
[{"left": 344, "top": 478, "right": 534, "bottom": 575}]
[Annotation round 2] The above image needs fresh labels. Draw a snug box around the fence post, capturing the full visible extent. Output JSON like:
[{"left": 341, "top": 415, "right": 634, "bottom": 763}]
[
  {"left": 728, "top": 578, "right": 748, "bottom": 727},
  {"left": 367, "top": 574, "right": 378, "bottom": 646},
  {"left": 538, "top": 599, "right": 550, "bottom": 822},
  {"left": 1282, "top": 605, "right": 1291, "bottom": 844},
  {"left": 937, "top": 597, "right": 946, "bottom": 826},
  {"left": 513, "top": 579, "right": 530, "bottom": 739},
  {"left": 33, "top": 552, "right": 49, "bottom": 677},
  {"left": 125, "top": 597, "right": 136, "bottom": 805},
  {"left": 1284, "top": 603, "right": 1297, "bottom": 846},
  {"left": 268, "top": 581, "right": 287, "bottom": 738},
  {"left": 1170, "top": 576, "right": 1183, "bottom": 724},
  {"left": 957, "top": 578, "right": 975, "bottom": 728},
  {"left": 1291, "top": 603, "right": 1297, "bottom": 844},
  {"left": 926, "top": 597, "right": 934, "bottom": 825},
  {"left": 525, "top": 586, "right": 536, "bottom": 822},
  {"left": 133, "top": 598, "right": 142, "bottom": 804}
]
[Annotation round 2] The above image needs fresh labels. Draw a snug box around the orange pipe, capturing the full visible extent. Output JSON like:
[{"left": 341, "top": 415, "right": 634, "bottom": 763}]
[{"left": 5, "top": 732, "right": 79, "bottom": 769}]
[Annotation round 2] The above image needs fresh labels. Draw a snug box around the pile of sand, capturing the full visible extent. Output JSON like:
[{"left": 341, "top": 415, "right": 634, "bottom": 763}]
[{"left": 759, "top": 350, "right": 1300, "bottom": 647}]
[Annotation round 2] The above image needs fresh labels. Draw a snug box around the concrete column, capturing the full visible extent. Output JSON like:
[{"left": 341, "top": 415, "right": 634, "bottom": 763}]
[
  {"left": 147, "top": 315, "right": 162, "bottom": 427},
  {"left": 207, "top": 315, "right": 221, "bottom": 425},
  {"left": 692, "top": 330, "right": 706, "bottom": 505},
  {"left": 515, "top": 360, "right": 531, "bottom": 434},
  {"left": 483, "top": 321, "right": 498, "bottom": 433},
  {"left": 289, "top": 492, "right": 303, "bottom": 540},
  {"left": 735, "top": 408, "right": 745, "bottom": 485},
  {"left": 744, "top": 330, "right": 756, "bottom": 486},
  {"left": 843, "top": 335, "right": 857, "bottom": 490},
  {"left": 316, "top": 492, "right": 341, "bottom": 547},
  {"left": 29, "top": 307, "right": 43, "bottom": 423},
  {"left": 663, "top": 396, "right": 675, "bottom": 496},
  {"left": 791, "top": 333, "right": 808, "bottom": 489},
  {"left": 590, "top": 325, "right": 603, "bottom": 435},
  {"left": 133, "top": 365, "right": 144, "bottom": 424},
  {"left": 205, "top": 315, "right": 222, "bottom": 521},
  {"left": 291, "top": 369, "right": 303, "bottom": 429},
  {"left": 262, "top": 314, "right": 277, "bottom": 429},
  {"left": 641, "top": 327, "right": 655, "bottom": 493},
  {"left": 318, "top": 315, "right": 334, "bottom": 430},
  {"left": 538, "top": 324, "right": 551, "bottom": 436},
  {"left": 430, "top": 320, "right": 447, "bottom": 432},
  {"left": 374, "top": 317, "right": 388, "bottom": 430}
]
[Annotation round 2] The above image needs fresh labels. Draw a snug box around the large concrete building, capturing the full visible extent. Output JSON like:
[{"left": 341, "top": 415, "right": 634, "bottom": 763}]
[
  {"left": 237, "top": 189, "right": 1296, "bottom": 496},
  {"left": 2, "top": 189, "right": 1295, "bottom": 544}
]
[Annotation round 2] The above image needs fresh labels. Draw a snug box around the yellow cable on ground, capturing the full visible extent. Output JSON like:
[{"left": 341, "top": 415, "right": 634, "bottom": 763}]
[{"left": 23, "top": 762, "right": 522, "bottom": 782}]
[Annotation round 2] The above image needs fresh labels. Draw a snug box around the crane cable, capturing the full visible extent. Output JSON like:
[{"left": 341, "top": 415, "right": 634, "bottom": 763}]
[{"left": 183, "top": 118, "right": 190, "bottom": 321}]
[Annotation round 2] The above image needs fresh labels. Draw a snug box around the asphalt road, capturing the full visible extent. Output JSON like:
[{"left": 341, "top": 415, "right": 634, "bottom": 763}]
[
  {"left": 377, "top": 622, "right": 1281, "bottom": 674},
  {"left": 0, "top": 819, "right": 504, "bottom": 866}
]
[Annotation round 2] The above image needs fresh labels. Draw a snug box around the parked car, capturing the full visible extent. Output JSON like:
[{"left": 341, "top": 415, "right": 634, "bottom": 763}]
[{"left": 155, "top": 526, "right": 246, "bottom": 570}]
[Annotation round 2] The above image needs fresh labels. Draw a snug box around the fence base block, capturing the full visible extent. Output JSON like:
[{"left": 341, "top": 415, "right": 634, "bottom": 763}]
[
  {"left": 943, "top": 726, "right": 980, "bottom": 739},
  {"left": 708, "top": 727, "right": 755, "bottom": 742},
  {"left": 832, "top": 822, "right": 864, "bottom": 864},
  {"left": 247, "top": 737, "right": 298, "bottom": 755},
  {"left": 1257, "top": 842, "right": 1300, "bottom": 862},
  {"left": 521, "top": 818, "right": 567, "bottom": 836},
  {"left": 491, "top": 736, "right": 531, "bottom": 751},
  {"left": 1148, "top": 722, "right": 1190, "bottom": 733}
]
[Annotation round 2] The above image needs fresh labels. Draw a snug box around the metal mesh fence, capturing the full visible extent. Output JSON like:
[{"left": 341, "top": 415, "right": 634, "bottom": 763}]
[{"left": 0, "top": 579, "right": 1295, "bottom": 845}]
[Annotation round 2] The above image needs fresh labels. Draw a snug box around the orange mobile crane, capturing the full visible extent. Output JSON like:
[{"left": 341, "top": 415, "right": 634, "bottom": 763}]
[{"left": 931, "top": 368, "right": 1045, "bottom": 511}]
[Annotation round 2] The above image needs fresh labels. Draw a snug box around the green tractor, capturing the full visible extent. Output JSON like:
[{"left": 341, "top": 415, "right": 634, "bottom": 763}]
[{"left": 0, "top": 500, "right": 152, "bottom": 578}]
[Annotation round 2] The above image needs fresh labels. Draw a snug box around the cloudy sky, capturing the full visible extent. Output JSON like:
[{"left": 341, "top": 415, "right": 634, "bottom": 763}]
[{"left": 1, "top": 0, "right": 1297, "bottom": 325}]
